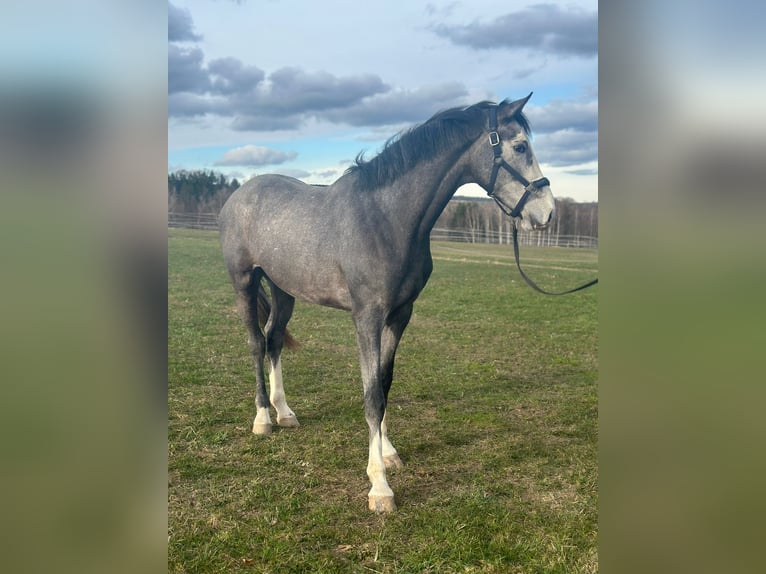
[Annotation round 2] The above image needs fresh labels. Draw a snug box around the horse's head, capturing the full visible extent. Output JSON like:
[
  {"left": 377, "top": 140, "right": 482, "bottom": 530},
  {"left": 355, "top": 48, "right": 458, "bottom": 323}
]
[{"left": 474, "top": 94, "right": 555, "bottom": 231}]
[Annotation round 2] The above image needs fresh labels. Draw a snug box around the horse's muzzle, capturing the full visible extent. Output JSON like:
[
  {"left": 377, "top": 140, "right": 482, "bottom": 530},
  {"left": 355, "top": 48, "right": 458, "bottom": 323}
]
[{"left": 532, "top": 210, "right": 553, "bottom": 231}]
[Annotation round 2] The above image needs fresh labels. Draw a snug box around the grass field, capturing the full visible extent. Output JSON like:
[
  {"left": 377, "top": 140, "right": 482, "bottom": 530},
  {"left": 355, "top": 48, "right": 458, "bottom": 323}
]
[{"left": 168, "top": 228, "right": 598, "bottom": 573}]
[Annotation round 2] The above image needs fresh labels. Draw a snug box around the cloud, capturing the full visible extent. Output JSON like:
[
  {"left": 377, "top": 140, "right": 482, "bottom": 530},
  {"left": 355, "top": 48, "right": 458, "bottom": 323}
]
[
  {"left": 206, "top": 67, "right": 390, "bottom": 129},
  {"left": 167, "top": 43, "right": 395, "bottom": 129},
  {"left": 277, "top": 168, "right": 313, "bottom": 179},
  {"left": 433, "top": 4, "right": 597, "bottom": 57},
  {"left": 168, "top": 2, "right": 202, "bottom": 42},
  {"left": 323, "top": 82, "right": 470, "bottom": 127},
  {"left": 229, "top": 114, "right": 304, "bottom": 132},
  {"left": 168, "top": 45, "right": 210, "bottom": 94},
  {"left": 219, "top": 67, "right": 391, "bottom": 130},
  {"left": 165, "top": 4, "right": 472, "bottom": 134},
  {"left": 208, "top": 58, "right": 265, "bottom": 95},
  {"left": 262, "top": 67, "right": 389, "bottom": 113},
  {"left": 513, "top": 64, "right": 545, "bottom": 79},
  {"left": 534, "top": 129, "right": 598, "bottom": 166},
  {"left": 313, "top": 168, "right": 342, "bottom": 180},
  {"left": 168, "top": 92, "right": 216, "bottom": 117},
  {"left": 525, "top": 99, "right": 598, "bottom": 134},
  {"left": 165, "top": 5, "right": 474, "bottom": 132},
  {"left": 517, "top": 96, "right": 598, "bottom": 168},
  {"left": 214, "top": 145, "right": 298, "bottom": 166},
  {"left": 565, "top": 167, "right": 598, "bottom": 176},
  {"left": 425, "top": 2, "right": 459, "bottom": 18}
]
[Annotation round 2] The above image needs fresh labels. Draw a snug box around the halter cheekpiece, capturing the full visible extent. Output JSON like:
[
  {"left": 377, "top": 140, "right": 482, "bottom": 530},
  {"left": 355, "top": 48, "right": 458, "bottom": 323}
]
[{"left": 484, "top": 105, "right": 550, "bottom": 218}]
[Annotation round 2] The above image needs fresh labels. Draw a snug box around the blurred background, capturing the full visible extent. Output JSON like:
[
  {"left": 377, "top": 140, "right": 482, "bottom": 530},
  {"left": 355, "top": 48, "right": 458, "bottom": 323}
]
[
  {"left": 0, "top": 1, "right": 764, "bottom": 573},
  {"left": 600, "top": 2, "right": 766, "bottom": 573},
  {"left": 0, "top": 2, "right": 167, "bottom": 573}
]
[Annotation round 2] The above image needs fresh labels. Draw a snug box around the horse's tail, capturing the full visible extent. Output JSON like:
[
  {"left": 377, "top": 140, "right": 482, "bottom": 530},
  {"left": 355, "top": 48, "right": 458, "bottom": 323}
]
[{"left": 256, "top": 285, "right": 299, "bottom": 350}]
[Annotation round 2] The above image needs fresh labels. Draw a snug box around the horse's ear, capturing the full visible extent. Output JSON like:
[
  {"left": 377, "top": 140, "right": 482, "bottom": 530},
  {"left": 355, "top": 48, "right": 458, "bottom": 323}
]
[{"left": 500, "top": 92, "right": 533, "bottom": 118}]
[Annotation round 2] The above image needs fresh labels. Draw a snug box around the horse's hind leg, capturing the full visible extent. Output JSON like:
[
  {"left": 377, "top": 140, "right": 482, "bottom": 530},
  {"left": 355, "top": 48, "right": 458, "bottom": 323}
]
[
  {"left": 233, "top": 271, "right": 273, "bottom": 435},
  {"left": 263, "top": 281, "right": 299, "bottom": 428}
]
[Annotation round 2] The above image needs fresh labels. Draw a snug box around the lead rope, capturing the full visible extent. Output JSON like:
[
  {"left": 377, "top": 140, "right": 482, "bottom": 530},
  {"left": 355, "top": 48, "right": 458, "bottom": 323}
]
[{"left": 512, "top": 221, "right": 598, "bottom": 296}]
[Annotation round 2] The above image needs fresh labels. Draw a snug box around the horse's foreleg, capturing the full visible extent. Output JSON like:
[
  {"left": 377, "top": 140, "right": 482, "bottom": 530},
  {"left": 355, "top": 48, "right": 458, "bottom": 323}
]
[
  {"left": 355, "top": 310, "right": 396, "bottom": 513},
  {"left": 379, "top": 303, "right": 412, "bottom": 471},
  {"left": 367, "top": 424, "right": 395, "bottom": 513},
  {"left": 381, "top": 410, "right": 403, "bottom": 470}
]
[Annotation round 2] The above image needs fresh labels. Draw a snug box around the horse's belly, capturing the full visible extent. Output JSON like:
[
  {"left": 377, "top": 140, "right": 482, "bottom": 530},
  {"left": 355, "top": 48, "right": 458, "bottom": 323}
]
[{"left": 259, "top": 252, "right": 352, "bottom": 311}]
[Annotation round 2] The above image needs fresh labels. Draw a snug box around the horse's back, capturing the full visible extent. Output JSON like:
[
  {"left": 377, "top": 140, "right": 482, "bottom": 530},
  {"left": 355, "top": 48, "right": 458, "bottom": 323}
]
[
  {"left": 220, "top": 173, "right": 322, "bottom": 235},
  {"left": 221, "top": 174, "right": 310, "bottom": 217}
]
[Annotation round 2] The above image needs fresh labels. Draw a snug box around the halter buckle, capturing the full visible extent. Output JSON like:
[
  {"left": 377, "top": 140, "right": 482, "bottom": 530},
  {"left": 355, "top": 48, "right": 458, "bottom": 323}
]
[{"left": 488, "top": 131, "right": 500, "bottom": 146}]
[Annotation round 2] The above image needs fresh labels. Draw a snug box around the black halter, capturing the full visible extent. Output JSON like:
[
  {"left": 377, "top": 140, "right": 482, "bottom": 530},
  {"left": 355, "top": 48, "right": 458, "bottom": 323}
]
[
  {"left": 485, "top": 105, "right": 550, "bottom": 218},
  {"left": 485, "top": 105, "right": 598, "bottom": 296}
]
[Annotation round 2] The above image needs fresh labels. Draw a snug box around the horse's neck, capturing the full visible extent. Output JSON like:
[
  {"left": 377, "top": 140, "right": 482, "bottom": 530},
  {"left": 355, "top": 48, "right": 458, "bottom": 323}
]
[{"left": 390, "top": 148, "right": 474, "bottom": 241}]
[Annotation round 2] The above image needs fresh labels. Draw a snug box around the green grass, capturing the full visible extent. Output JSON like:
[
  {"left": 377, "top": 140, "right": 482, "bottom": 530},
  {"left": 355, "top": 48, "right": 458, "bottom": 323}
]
[{"left": 169, "top": 228, "right": 598, "bottom": 573}]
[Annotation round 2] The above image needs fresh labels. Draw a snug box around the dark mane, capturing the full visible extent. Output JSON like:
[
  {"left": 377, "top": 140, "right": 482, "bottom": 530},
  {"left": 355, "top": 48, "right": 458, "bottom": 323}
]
[{"left": 346, "top": 99, "right": 531, "bottom": 190}]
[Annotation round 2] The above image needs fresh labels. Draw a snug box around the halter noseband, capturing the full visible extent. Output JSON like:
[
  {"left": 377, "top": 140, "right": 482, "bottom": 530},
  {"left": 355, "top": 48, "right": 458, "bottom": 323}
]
[{"left": 485, "top": 105, "right": 550, "bottom": 218}]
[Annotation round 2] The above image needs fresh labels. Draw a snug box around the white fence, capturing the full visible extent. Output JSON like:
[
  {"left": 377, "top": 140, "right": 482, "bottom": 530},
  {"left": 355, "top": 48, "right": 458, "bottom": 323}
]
[
  {"left": 430, "top": 226, "right": 598, "bottom": 248},
  {"left": 168, "top": 213, "right": 598, "bottom": 249},
  {"left": 168, "top": 212, "right": 219, "bottom": 230}
]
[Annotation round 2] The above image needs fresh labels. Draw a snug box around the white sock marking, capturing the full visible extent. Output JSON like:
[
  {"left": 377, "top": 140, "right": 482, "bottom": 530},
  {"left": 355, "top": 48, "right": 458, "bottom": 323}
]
[
  {"left": 367, "top": 430, "right": 394, "bottom": 499},
  {"left": 268, "top": 357, "right": 296, "bottom": 421},
  {"left": 381, "top": 411, "right": 398, "bottom": 458}
]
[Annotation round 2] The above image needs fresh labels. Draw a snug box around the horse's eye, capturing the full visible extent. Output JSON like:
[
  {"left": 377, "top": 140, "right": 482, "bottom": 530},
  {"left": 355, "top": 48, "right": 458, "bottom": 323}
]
[{"left": 514, "top": 143, "right": 528, "bottom": 154}]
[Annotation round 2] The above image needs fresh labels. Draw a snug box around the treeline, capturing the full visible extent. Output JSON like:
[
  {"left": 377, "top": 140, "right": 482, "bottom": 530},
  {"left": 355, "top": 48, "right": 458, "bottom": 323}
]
[
  {"left": 168, "top": 169, "right": 241, "bottom": 213},
  {"left": 436, "top": 197, "right": 598, "bottom": 241}
]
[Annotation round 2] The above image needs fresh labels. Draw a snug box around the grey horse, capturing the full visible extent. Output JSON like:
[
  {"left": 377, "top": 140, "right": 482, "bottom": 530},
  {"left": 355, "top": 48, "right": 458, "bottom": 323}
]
[{"left": 219, "top": 94, "right": 554, "bottom": 512}]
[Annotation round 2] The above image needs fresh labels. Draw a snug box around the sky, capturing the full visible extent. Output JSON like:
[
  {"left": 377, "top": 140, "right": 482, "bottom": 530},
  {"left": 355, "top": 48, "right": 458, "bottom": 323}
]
[{"left": 168, "top": 0, "right": 598, "bottom": 202}]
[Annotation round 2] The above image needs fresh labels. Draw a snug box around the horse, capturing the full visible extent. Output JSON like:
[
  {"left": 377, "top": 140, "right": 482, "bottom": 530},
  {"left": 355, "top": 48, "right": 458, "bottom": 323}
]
[{"left": 218, "top": 94, "right": 555, "bottom": 512}]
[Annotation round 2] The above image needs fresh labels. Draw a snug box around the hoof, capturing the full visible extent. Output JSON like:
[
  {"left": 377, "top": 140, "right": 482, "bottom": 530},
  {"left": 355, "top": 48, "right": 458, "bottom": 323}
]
[
  {"left": 276, "top": 414, "right": 300, "bottom": 428},
  {"left": 368, "top": 495, "right": 397, "bottom": 513},
  {"left": 252, "top": 422, "right": 273, "bottom": 436},
  {"left": 383, "top": 454, "right": 403, "bottom": 470}
]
